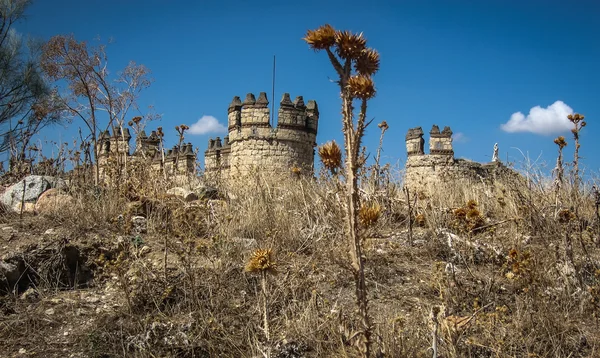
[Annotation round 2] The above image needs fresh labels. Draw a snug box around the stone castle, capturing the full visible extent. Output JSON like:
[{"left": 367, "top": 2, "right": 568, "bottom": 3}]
[
  {"left": 97, "top": 126, "right": 197, "bottom": 178},
  {"left": 403, "top": 125, "right": 519, "bottom": 192},
  {"left": 204, "top": 91, "right": 319, "bottom": 179}
]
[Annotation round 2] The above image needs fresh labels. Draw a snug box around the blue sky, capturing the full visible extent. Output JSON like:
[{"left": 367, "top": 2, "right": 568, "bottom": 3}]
[{"left": 14, "top": 0, "right": 600, "bottom": 177}]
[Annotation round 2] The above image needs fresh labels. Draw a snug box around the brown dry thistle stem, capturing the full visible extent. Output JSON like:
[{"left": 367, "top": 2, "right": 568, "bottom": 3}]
[
  {"left": 374, "top": 121, "right": 389, "bottom": 190},
  {"left": 245, "top": 248, "right": 277, "bottom": 357},
  {"left": 567, "top": 113, "right": 586, "bottom": 196},
  {"left": 304, "top": 23, "right": 380, "bottom": 357},
  {"left": 553, "top": 136, "right": 567, "bottom": 217}
]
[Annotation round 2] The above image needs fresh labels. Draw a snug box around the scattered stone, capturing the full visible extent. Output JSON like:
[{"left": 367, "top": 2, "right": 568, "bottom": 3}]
[
  {"left": 20, "top": 287, "right": 39, "bottom": 301},
  {"left": 207, "top": 199, "right": 228, "bottom": 212},
  {"left": 274, "top": 339, "right": 309, "bottom": 358},
  {"left": 45, "top": 308, "right": 55, "bottom": 315},
  {"left": 130, "top": 216, "right": 147, "bottom": 235},
  {"left": 85, "top": 296, "right": 99, "bottom": 304},
  {"left": 0, "top": 259, "right": 20, "bottom": 289},
  {"left": 195, "top": 184, "right": 219, "bottom": 200},
  {"left": 166, "top": 187, "right": 198, "bottom": 202},
  {"left": 138, "top": 245, "right": 151, "bottom": 256},
  {"left": 44, "top": 228, "right": 57, "bottom": 235},
  {"left": 230, "top": 237, "right": 257, "bottom": 249}
]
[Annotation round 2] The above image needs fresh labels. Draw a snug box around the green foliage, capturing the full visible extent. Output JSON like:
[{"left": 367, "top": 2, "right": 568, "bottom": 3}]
[{"left": 0, "top": 0, "right": 63, "bottom": 164}]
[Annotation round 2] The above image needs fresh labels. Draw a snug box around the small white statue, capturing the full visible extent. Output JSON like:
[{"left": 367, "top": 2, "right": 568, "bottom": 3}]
[{"left": 492, "top": 143, "right": 499, "bottom": 162}]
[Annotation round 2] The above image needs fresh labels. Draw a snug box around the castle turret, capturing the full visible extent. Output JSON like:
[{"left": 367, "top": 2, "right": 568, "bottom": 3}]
[
  {"left": 205, "top": 91, "right": 320, "bottom": 179},
  {"left": 240, "top": 92, "right": 270, "bottom": 128},
  {"left": 98, "top": 130, "right": 111, "bottom": 156},
  {"left": 429, "top": 124, "right": 453, "bottom": 156},
  {"left": 306, "top": 100, "right": 319, "bottom": 134},
  {"left": 134, "top": 130, "right": 160, "bottom": 158},
  {"left": 228, "top": 96, "right": 242, "bottom": 131},
  {"left": 405, "top": 127, "right": 425, "bottom": 156},
  {"left": 107, "top": 126, "right": 131, "bottom": 156},
  {"left": 176, "top": 142, "right": 197, "bottom": 173},
  {"left": 277, "top": 93, "right": 306, "bottom": 129}
]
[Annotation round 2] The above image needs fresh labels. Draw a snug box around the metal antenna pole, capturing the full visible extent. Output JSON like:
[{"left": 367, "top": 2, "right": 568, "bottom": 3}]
[{"left": 271, "top": 55, "right": 276, "bottom": 127}]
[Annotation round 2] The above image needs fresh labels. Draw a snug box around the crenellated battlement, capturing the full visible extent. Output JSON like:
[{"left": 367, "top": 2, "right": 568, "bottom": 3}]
[
  {"left": 97, "top": 126, "right": 198, "bottom": 182},
  {"left": 205, "top": 91, "right": 319, "bottom": 179},
  {"left": 224, "top": 92, "right": 319, "bottom": 134},
  {"left": 403, "top": 124, "right": 522, "bottom": 194},
  {"left": 405, "top": 124, "right": 454, "bottom": 158}
]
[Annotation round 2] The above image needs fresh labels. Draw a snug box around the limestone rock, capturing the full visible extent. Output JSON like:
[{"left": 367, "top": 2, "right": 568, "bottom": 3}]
[
  {"left": 1, "top": 175, "right": 66, "bottom": 210},
  {"left": 0, "top": 259, "right": 20, "bottom": 292},
  {"left": 130, "top": 216, "right": 147, "bottom": 235},
  {"left": 195, "top": 184, "right": 219, "bottom": 200},
  {"left": 35, "top": 189, "right": 75, "bottom": 214},
  {"left": 12, "top": 201, "right": 36, "bottom": 213},
  {"left": 20, "top": 287, "right": 39, "bottom": 301},
  {"left": 166, "top": 187, "right": 198, "bottom": 202}
]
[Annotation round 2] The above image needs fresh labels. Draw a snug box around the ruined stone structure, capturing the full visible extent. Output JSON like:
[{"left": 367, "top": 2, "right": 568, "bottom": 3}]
[
  {"left": 204, "top": 92, "right": 319, "bottom": 179},
  {"left": 404, "top": 125, "right": 520, "bottom": 192},
  {"left": 97, "top": 126, "right": 197, "bottom": 180}
]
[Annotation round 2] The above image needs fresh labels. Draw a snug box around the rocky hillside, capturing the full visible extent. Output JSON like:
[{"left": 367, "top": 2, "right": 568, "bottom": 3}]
[{"left": 1, "top": 170, "right": 599, "bottom": 358}]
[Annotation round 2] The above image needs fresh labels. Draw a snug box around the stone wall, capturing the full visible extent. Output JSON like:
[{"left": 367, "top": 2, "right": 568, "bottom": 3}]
[
  {"left": 97, "top": 127, "right": 197, "bottom": 181},
  {"left": 403, "top": 125, "right": 523, "bottom": 193},
  {"left": 204, "top": 91, "right": 319, "bottom": 180}
]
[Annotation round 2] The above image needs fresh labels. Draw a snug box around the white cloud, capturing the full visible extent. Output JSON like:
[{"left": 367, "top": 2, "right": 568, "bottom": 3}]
[
  {"left": 500, "top": 100, "right": 574, "bottom": 135},
  {"left": 188, "top": 115, "right": 227, "bottom": 135},
  {"left": 452, "top": 132, "right": 468, "bottom": 143}
]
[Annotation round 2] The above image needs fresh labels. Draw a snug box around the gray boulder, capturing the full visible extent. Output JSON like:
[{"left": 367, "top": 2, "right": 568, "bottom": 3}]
[{"left": 1, "top": 175, "right": 66, "bottom": 209}]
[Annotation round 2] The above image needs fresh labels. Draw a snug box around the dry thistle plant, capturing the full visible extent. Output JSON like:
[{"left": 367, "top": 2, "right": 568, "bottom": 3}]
[
  {"left": 318, "top": 140, "right": 342, "bottom": 176},
  {"left": 451, "top": 199, "right": 486, "bottom": 234},
  {"left": 373, "top": 121, "right": 389, "bottom": 190},
  {"left": 359, "top": 202, "right": 382, "bottom": 228},
  {"left": 567, "top": 113, "right": 586, "bottom": 194},
  {"left": 290, "top": 165, "right": 302, "bottom": 178},
  {"left": 593, "top": 185, "right": 600, "bottom": 234},
  {"left": 173, "top": 124, "right": 190, "bottom": 174},
  {"left": 552, "top": 135, "right": 567, "bottom": 215},
  {"left": 304, "top": 23, "right": 380, "bottom": 357},
  {"left": 245, "top": 248, "right": 277, "bottom": 357}
]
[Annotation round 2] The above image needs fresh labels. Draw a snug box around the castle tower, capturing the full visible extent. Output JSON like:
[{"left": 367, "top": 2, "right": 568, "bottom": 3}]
[
  {"left": 175, "top": 142, "right": 197, "bottom": 173},
  {"left": 205, "top": 91, "right": 319, "bottom": 179},
  {"left": 405, "top": 127, "right": 425, "bottom": 156},
  {"left": 429, "top": 125, "right": 453, "bottom": 156},
  {"left": 134, "top": 130, "right": 161, "bottom": 158},
  {"left": 107, "top": 126, "right": 132, "bottom": 156},
  {"left": 98, "top": 130, "right": 111, "bottom": 157}
]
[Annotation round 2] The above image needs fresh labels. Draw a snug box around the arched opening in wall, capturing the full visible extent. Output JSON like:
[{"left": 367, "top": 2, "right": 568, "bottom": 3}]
[{"left": 104, "top": 141, "right": 110, "bottom": 154}]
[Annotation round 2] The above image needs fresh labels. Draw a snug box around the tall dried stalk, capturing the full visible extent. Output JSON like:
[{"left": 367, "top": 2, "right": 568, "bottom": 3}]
[
  {"left": 304, "top": 24, "right": 380, "bottom": 357},
  {"left": 552, "top": 136, "right": 567, "bottom": 217},
  {"left": 374, "top": 121, "right": 389, "bottom": 191},
  {"left": 174, "top": 124, "right": 189, "bottom": 175},
  {"left": 593, "top": 185, "right": 600, "bottom": 246},
  {"left": 246, "top": 248, "right": 277, "bottom": 358},
  {"left": 567, "top": 113, "right": 586, "bottom": 196}
]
